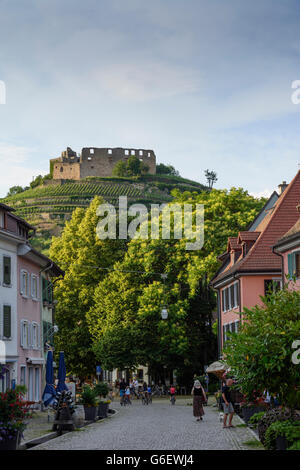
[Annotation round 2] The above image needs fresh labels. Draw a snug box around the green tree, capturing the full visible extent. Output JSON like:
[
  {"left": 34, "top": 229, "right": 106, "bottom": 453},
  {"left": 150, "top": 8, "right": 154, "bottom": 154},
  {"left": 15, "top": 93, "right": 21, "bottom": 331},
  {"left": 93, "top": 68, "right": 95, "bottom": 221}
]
[
  {"left": 6, "top": 185, "right": 24, "bottom": 197},
  {"left": 126, "top": 155, "right": 142, "bottom": 176},
  {"left": 88, "top": 187, "right": 265, "bottom": 382},
  {"left": 156, "top": 163, "right": 179, "bottom": 176},
  {"left": 204, "top": 169, "right": 218, "bottom": 189},
  {"left": 224, "top": 288, "right": 300, "bottom": 409},
  {"left": 112, "top": 160, "right": 127, "bottom": 177},
  {"left": 49, "top": 197, "right": 126, "bottom": 379}
]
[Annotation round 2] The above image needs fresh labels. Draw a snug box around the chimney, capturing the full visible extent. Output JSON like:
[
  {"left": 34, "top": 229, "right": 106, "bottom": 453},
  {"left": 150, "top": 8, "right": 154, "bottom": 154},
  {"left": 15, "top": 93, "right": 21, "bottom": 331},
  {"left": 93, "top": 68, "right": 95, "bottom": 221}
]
[{"left": 278, "top": 181, "right": 288, "bottom": 195}]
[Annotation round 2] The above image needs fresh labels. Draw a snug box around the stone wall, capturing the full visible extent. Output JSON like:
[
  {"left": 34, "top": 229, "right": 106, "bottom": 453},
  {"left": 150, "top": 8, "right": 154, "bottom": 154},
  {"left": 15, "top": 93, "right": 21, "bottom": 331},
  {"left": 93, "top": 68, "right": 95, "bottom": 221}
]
[{"left": 51, "top": 147, "right": 156, "bottom": 180}]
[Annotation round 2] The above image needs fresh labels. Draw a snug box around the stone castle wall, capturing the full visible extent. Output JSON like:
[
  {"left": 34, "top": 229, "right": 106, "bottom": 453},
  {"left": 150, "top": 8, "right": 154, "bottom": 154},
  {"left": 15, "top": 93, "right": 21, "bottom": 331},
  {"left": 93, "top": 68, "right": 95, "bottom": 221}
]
[{"left": 51, "top": 147, "right": 156, "bottom": 180}]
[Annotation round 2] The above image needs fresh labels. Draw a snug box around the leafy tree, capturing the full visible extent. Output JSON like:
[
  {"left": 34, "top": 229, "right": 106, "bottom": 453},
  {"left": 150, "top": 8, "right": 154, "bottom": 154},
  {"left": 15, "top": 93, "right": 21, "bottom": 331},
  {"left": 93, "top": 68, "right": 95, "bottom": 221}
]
[
  {"left": 6, "top": 185, "right": 24, "bottom": 197},
  {"left": 156, "top": 163, "right": 179, "bottom": 176},
  {"left": 112, "top": 160, "right": 127, "bottom": 177},
  {"left": 49, "top": 197, "right": 127, "bottom": 379},
  {"left": 224, "top": 288, "right": 300, "bottom": 409},
  {"left": 126, "top": 155, "right": 143, "bottom": 176},
  {"left": 88, "top": 187, "right": 265, "bottom": 382},
  {"left": 205, "top": 169, "right": 218, "bottom": 189}
]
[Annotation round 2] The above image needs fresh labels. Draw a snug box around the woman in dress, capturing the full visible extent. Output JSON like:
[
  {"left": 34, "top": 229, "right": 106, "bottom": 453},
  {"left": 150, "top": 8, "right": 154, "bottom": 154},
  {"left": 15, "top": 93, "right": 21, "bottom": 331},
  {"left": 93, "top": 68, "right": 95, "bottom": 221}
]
[{"left": 191, "top": 380, "right": 207, "bottom": 421}]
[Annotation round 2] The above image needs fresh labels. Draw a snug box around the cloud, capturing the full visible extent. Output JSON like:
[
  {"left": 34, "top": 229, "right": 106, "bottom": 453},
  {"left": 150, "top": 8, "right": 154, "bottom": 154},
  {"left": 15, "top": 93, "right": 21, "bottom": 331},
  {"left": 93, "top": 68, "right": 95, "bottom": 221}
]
[{"left": 0, "top": 143, "right": 43, "bottom": 196}]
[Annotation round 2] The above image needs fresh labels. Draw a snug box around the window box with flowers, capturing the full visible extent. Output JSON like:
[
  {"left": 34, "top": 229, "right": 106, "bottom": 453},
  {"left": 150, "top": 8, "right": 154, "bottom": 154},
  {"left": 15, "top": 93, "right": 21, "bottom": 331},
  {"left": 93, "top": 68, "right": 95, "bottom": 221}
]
[{"left": 0, "top": 388, "right": 32, "bottom": 450}]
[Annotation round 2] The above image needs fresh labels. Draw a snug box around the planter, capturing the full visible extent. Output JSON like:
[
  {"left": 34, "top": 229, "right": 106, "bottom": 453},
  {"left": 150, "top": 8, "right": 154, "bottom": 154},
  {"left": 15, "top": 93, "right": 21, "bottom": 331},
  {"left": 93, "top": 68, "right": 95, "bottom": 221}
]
[
  {"left": 242, "top": 406, "right": 265, "bottom": 424},
  {"left": 98, "top": 403, "right": 109, "bottom": 419},
  {"left": 0, "top": 433, "right": 19, "bottom": 451},
  {"left": 276, "top": 436, "right": 288, "bottom": 451},
  {"left": 83, "top": 406, "right": 97, "bottom": 421}
]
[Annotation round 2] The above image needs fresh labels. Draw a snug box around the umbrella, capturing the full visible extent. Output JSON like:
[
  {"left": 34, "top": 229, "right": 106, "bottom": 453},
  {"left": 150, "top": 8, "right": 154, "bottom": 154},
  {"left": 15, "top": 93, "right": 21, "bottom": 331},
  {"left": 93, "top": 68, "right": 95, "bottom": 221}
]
[
  {"left": 42, "top": 350, "right": 57, "bottom": 406},
  {"left": 206, "top": 360, "right": 228, "bottom": 379},
  {"left": 56, "top": 351, "right": 68, "bottom": 393}
]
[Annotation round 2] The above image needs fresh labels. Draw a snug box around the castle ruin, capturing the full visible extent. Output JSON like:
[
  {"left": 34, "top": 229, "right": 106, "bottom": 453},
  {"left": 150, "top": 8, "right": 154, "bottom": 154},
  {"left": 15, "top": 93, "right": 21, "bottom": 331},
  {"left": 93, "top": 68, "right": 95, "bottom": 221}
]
[{"left": 50, "top": 147, "right": 156, "bottom": 180}]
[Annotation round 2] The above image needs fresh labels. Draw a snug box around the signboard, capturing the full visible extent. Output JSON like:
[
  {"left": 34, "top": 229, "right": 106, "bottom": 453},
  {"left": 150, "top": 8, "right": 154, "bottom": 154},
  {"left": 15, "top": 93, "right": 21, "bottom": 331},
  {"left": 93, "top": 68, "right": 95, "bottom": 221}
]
[
  {"left": 96, "top": 365, "right": 102, "bottom": 376},
  {"left": 67, "top": 381, "right": 76, "bottom": 398}
]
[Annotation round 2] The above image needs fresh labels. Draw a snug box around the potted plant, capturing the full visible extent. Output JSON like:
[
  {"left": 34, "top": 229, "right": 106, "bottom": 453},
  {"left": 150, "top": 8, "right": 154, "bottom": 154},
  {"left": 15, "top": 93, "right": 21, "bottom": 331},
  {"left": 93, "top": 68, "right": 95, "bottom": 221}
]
[
  {"left": 0, "top": 388, "right": 31, "bottom": 450},
  {"left": 80, "top": 386, "right": 97, "bottom": 422},
  {"left": 95, "top": 382, "right": 110, "bottom": 418}
]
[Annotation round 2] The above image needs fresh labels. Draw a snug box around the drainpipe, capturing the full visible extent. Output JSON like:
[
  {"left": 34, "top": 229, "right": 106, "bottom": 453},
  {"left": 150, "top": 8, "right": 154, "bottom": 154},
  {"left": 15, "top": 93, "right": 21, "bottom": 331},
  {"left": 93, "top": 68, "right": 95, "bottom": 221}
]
[{"left": 272, "top": 246, "right": 284, "bottom": 288}]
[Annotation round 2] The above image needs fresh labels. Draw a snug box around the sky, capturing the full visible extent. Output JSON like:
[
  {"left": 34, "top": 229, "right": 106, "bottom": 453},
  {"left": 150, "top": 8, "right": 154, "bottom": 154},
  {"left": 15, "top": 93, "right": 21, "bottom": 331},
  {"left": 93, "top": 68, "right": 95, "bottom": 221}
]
[{"left": 1, "top": 0, "right": 300, "bottom": 198}]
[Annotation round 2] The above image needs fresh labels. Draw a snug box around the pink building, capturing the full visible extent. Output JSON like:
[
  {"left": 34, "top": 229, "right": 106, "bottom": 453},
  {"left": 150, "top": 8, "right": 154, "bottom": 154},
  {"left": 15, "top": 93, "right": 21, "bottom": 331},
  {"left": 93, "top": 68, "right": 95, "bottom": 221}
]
[
  {"left": 273, "top": 212, "right": 300, "bottom": 290},
  {"left": 17, "top": 246, "right": 63, "bottom": 406},
  {"left": 17, "top": 253, "right": 43, "bottom": 404},
  {"left": 211, "top": 172, "right": 300, "bottom": 354}
]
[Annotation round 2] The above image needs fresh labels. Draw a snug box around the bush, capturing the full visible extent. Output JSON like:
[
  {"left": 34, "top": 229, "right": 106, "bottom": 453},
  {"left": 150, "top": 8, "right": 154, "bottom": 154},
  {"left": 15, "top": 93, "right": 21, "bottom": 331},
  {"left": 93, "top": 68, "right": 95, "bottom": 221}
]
[
  {"left": 265, "top": 420, "right": 300, "bottom": 450},
  {"left": 288, "top": 439, "right": 300, "bottom": 450},
  {"left": 257, "top": 408, "right": 300, "bottom": 446},
  {"left": 249, "top": 411, "right": 266, "bottom": 428}
]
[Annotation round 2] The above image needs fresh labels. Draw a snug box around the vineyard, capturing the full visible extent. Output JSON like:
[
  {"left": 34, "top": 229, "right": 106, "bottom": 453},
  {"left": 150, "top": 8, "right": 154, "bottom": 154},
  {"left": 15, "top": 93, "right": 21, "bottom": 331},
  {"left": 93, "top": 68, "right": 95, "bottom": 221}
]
[{"left": 1, "top": 176, "right": 206, "bottom": 254}]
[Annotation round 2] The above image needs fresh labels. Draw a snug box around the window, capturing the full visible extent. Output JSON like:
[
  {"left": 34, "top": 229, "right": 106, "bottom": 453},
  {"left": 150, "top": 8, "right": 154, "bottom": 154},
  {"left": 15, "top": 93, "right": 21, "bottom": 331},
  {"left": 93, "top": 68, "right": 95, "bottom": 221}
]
[
  {"left": 3, "top": 305, "right": 11, "bottom": 339},
  {"left": 20, "top": 270, "right": 29, "bottom": 296},
  {"left": 139, "top": 150, "right": 143, "bottom": 156},
  {"left": 21, "top": 320, "right": 30, "bottom": 348},
  {"left": 43, "top": 320, "right": 53, "bottom": 344},
  {"left": 42, "top": 278, "right": 52, "bottom": 303},
  {"left": 60, "top": 167, "right": 63, "bottom": 172},
  {"left": 32, "top": 322, "right": 39, "bottom": 349},
  {"left": 125, "top": 150, "right": 129, "bottom": 155},
  {"left": 28, "top": 368, "right": 34, "bottom": 401},
  {"left": 87, "top": 156, "right": 92, "bottom": 161},
  {"left": 288, "top": 251, "right": 300, "bottom": 278},
  {"left": 223, "top": 320, "right": 240, "bottom": 343},
  {"left": 222, "top": 282, "right": 239, "bottom": 312},
  {"left": 31, "top": 275, "right": 38, "bottom": 299},
  {"left": 108, "top": 149, "right": 112, "bottom": 154},
  {"left": 264, "top": 279, "right": 281, "bottom": 296},
  {"left": 3, "top": 256, "right": 11, "bottom": 286},
  {"left": 90, "top": 149, "right": 94, "bottom": 154},
  {"left": 131, "top": 150, "right": 135, "bottom": 155},
  {"left": 148, "top": 152, "right": 151, "bottom": 157}
]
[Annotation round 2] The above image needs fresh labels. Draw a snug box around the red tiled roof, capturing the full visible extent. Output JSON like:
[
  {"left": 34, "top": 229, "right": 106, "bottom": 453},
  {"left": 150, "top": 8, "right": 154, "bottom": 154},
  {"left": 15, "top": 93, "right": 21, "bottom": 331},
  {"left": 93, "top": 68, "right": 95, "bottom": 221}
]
[
  {"left": 227, "top": 237, "right": 241, "bottom": 251},
  {"left": 211, "top": 170, "right": 300, "bottom": 284},
  {"left": 275, "top": 217, "right": 300, "bottom": 244},
  {"left": 237, "top": 231, "right": 260, "bottom": 243}
]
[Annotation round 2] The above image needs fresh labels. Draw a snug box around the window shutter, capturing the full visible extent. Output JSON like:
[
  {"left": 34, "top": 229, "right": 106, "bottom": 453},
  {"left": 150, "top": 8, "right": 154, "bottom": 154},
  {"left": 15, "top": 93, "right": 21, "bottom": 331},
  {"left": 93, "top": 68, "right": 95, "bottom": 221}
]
[
  {"left": 3, "top": 256, "right": 11, "bottom": 285},
  {"left": 20, "top": 321, "right": 24, "bottom": 347},
  {"left": 29, "top": 323, "right": 33, "bottom": 348},
  {"left": 38, "top": 325, "right": 41, "bottom": 349},
  {"left": 20, "top": 270, "right": 24, "bottom": 295},
  {"left": 3, "top": 306, "right": 11, "bottom": 338}
]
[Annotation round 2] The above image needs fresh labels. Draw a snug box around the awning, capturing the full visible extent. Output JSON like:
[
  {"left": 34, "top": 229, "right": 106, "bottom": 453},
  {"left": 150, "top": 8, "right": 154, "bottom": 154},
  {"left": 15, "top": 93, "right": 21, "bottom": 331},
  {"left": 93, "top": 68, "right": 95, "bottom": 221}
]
[
  {"left": 26, "top": 358, "right": 45, "bottom": 365},
  {"left": 206, "top": 360, "right": 228, "bottom": 378}
]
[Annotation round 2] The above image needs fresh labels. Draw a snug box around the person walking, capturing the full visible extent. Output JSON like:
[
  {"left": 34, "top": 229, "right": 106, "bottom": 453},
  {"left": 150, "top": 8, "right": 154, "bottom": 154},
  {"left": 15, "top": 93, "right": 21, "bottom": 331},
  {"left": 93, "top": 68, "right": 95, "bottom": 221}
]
[
  {"left": 191, "top": 380, "right": 206, "bottom": 421},
  {"left": 222, "top": 378, "right": 235, "bottom": 428}
]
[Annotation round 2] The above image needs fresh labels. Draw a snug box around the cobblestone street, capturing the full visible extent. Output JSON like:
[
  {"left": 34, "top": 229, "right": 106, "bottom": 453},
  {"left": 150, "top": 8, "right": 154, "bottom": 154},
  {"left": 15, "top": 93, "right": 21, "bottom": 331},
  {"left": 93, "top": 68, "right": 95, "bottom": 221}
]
[{"left": 32, "top": 398, "right": 260, "bottom": 450}]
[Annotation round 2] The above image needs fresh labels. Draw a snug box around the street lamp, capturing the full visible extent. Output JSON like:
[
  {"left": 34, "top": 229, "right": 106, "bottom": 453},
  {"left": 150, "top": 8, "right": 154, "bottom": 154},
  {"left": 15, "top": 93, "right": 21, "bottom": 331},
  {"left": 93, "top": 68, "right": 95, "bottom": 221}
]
[{"left": 161, "top": 307, "right": 168, "bottom": 320}]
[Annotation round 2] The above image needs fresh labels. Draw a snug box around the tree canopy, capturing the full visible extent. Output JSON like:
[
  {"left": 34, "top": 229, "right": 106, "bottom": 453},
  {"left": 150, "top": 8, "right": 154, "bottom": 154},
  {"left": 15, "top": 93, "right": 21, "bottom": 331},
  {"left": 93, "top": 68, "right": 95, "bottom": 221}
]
[
  {"left": 224, "top": 288, "right": 300, "bottom": 409},
  {"left": 112, "top": 156, "right": 149, "bottom": 177}
]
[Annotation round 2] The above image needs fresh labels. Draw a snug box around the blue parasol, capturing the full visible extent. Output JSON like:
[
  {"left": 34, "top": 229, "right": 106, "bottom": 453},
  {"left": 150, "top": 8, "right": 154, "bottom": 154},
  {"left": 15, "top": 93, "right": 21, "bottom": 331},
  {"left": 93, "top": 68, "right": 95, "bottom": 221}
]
[
  {"left": 56, "top": 351, "right": 68, "bottom": 393},
  {"left": 42, "top": 350, "right": 56, "bottom": 406}
]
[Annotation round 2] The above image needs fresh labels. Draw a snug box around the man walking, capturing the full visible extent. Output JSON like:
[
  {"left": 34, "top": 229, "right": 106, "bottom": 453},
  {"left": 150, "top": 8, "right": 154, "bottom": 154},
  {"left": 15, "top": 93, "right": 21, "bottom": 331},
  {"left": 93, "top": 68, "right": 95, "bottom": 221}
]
[{"left": 222, "top": 378, "right": 235, "bottom": 428}]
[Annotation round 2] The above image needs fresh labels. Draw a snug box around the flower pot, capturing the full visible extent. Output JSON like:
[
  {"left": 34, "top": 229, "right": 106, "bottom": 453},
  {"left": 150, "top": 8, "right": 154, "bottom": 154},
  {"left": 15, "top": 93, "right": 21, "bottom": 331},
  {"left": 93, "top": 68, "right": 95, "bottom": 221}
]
[
  {"left": 83, "top": 406, "right": 97, "bottom": 421},
  {"left": 98, "top": 403, "right": 108, "bottom": 418},
  {"left": 0, "top": 433, "right": 19, "bottom": 451},
  {"left": 276, "top": 436, "right": 288, "bottom": 451},
  {"left": 242, "top": 406, "right": 265, "bottom": 424}
]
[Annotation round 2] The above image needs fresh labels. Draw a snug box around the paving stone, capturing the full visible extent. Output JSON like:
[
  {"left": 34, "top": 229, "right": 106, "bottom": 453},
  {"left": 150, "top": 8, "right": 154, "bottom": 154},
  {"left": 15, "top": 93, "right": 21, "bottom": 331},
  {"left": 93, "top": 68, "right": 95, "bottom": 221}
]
[{"left": 32, "top": 398, "right": 260, "bottom": 451}]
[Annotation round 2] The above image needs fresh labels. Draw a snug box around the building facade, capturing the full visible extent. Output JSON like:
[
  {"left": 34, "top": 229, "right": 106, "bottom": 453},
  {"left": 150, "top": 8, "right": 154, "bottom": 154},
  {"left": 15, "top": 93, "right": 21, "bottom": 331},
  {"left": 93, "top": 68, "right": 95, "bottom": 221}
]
[
  {"left": 211, "top": 173, "right": 300, "bottom": 354},
  {"left": 0, "top": 203, "right": 63, "bottom": 400},
  {"left": 51, "top": 146, "right": 156, "bottom": 180}
]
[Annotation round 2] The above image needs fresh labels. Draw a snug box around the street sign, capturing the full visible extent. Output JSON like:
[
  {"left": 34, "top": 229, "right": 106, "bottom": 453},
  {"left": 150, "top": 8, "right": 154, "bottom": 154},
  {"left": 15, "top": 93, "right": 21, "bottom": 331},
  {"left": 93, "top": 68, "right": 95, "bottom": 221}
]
[{"left": 96, "top": 365, "right": 101, "bottom": 375}]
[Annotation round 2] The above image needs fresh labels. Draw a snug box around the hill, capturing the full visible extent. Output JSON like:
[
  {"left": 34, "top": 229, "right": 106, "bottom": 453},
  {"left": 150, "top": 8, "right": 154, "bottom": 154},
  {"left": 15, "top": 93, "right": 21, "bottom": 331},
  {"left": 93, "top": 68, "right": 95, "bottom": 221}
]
[{"left": 1, "top": 174, "right": 207, "bottom": 254}]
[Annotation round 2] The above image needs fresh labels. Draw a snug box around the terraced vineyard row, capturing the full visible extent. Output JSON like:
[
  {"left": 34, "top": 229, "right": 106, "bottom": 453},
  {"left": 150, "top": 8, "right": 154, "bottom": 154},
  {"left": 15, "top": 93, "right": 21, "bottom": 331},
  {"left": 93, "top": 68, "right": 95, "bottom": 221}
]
[{"left": 3, "top": 182, "right": 143, "bottom": 202}]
